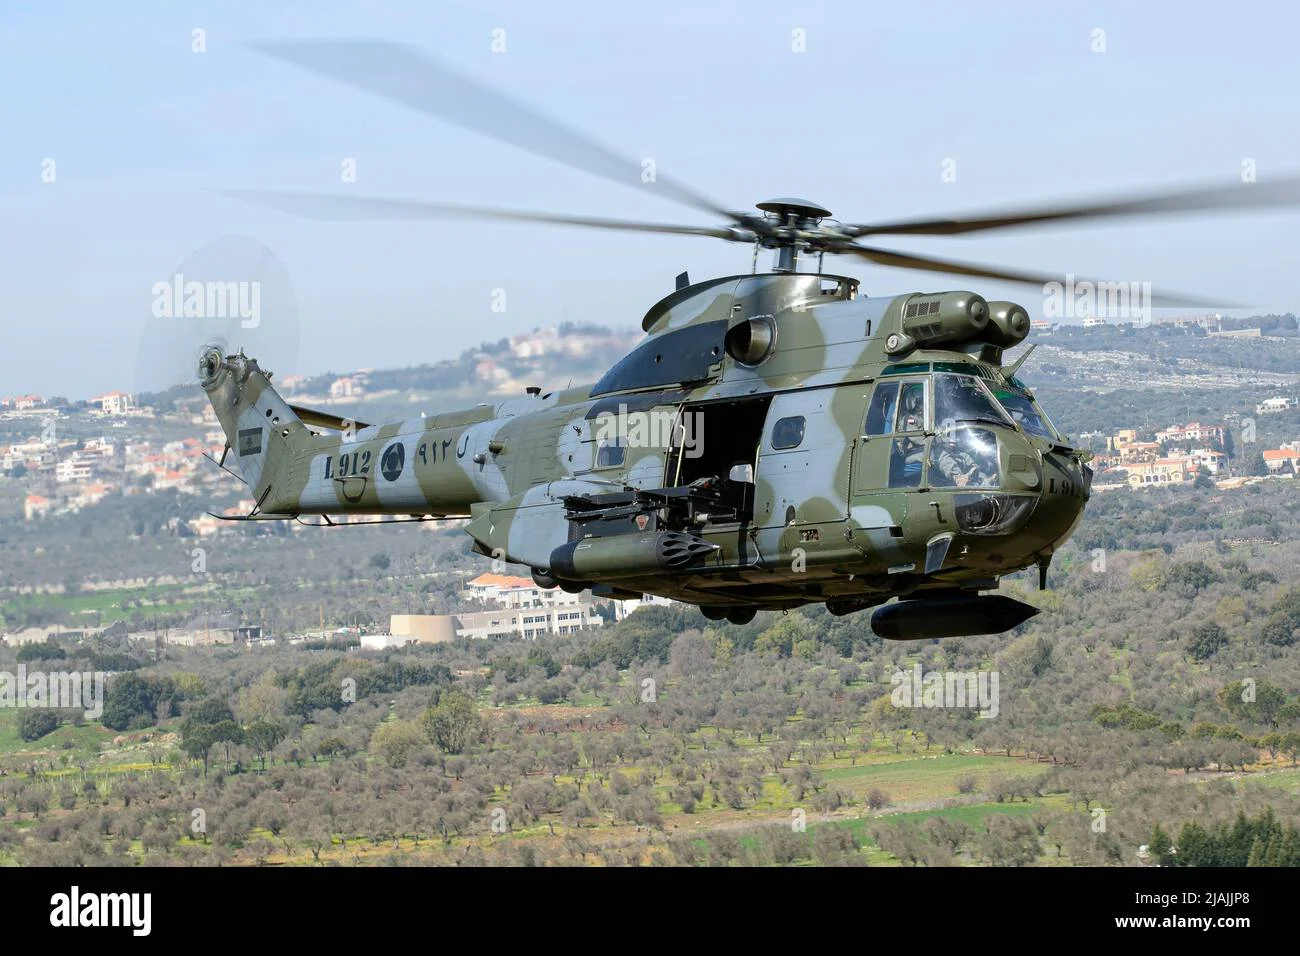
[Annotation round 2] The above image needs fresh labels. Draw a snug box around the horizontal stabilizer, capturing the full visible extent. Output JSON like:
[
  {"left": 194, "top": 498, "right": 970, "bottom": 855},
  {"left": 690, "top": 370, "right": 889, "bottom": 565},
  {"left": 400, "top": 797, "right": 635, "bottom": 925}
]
[{"left": 289, "top": 404, "right": 370, "bottom": 432}]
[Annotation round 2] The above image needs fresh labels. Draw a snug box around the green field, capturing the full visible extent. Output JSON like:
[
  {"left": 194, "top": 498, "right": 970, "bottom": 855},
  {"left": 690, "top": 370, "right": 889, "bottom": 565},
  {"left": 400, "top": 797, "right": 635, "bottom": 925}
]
[
  {"left": 0, "top": 584, "right": 257, "bottom": 625},
  {"left": 820, "top": 753, "right": 1042, "bottom": 802}
]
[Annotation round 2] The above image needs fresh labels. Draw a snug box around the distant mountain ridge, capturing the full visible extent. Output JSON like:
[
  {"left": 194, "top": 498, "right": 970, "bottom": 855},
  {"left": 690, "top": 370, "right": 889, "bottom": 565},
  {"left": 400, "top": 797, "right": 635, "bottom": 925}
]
[{"left": 136, "top": 311, "right": 1298, "bottom": 414}]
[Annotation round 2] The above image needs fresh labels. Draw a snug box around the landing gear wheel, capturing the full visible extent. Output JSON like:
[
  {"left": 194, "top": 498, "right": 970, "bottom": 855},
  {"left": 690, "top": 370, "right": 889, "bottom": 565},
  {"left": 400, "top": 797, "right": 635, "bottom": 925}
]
[
  {"left": 725, "top": 606, "right": 757, "bottom": 625},
  {"left": 559, "top": 580, "right": 590, "bottom": 594},
  {"left": 532, "top": 568, "right": 558, "bottom": 589},
  {"left": 700, "top": 605, "right": 728, "bottom": 621}
]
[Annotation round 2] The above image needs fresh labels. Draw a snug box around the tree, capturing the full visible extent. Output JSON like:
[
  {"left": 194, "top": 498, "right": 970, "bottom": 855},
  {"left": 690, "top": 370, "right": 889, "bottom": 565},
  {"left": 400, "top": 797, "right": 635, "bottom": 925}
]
[
  {"left": 236, "top": 679, "right": 289, "bottom": 725},
  {"left": 18, "top": 709, "right": 60, "bottom": 741},
  {"left": 1129, "top": 556, "right": 1166, "bottom": 592},
  {"left": 979, "top": 815, "right": 1040, "bottom": 866},
  {"left": 370, "top": 720, "right": 425, "bottom": 769},
  {"left": 422, "top": 690, "right": 482, "bottom": 755},
  {"left": 1148, "top": 824, "right": 1175, "bottom": 866},
  {"left": 180, "top": 696, "right": 243, "bottom": 775},
  {"left": 1163, "top": 561, "right": 1218, "bottom": 598},
  {"left": 245, "top": 719, "right": 288, "bottom": 771},
  {"left": 1188, "top": 621, "right": 1228, "bottom": 661},
  {"left": 101, "top": 672, "right": 158, "bottom": 731},
  {"left": 669, "top": 631, "right": 714, "bottom": 677},
  {"left": 812, "top": 824, "right": 861, "bottom": 866},
  {"left": 1219, "top": 680, "right": 1287, "bottom": 727},
  {"left": 16, "top": 639, "right": 67, "bottom": 663},
  {"left": 1282, "top": 733, "right": 1300, "bottom": 767},
  {"left": 1260, "top": 587, "right": 1300, "bottom": 647},
  {"left": 180, "top": 723, "right": 218, "bottom": 774}
]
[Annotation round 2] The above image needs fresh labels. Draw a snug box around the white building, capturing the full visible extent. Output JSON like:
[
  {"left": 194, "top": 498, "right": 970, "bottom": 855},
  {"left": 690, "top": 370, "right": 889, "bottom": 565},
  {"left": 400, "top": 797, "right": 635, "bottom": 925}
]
[
  {"left": 612, "top": 593, "right": 677, "bottom": 621},
  {"left": 95, "top": 391, "right": 135, "bottom": 415},
  {"left": 1256, "top": 397, "right": 1297, "bottom": 415},
  {"left": 55, "top": 455, "right": 93, "bottom": 483},
  {"left": 360, "top": 633, "right": 415, "bottom": 650},
  {"left": 1264, "top": 449, "right": 1300, "bottom": 473},
  {"left": 1155, "top": 422, "right": 1225, "bottom": 445},
  {"left": 464, "top": 572, "right": 585, "bottom": 609},
  {"left": 329, "top": 376, "right": 366, "bottom": 399},
  {"left": 453, "top": 605, "right": 602, "bottom": 640},
  {"left": 83, "top": 436, "right": 117, "bottom": 456},
  {"left": 1186, "top": 448, "right": 1227, "bottom": 475},
  {"left": 9, "top": 437, "right": 50, "bottom": 457}
]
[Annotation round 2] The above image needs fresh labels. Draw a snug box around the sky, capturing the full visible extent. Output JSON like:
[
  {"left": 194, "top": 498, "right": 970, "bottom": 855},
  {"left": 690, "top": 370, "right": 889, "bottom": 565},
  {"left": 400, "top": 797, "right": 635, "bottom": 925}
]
[{"left": 3, "top": 0, "right": 1299, "bottom": 397}]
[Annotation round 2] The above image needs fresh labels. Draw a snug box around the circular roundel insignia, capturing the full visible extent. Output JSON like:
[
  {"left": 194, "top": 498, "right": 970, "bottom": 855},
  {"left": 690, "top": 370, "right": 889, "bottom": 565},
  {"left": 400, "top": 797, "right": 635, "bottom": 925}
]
[{"left": 380, "top": 442, "right": 405, "bottom": 482}]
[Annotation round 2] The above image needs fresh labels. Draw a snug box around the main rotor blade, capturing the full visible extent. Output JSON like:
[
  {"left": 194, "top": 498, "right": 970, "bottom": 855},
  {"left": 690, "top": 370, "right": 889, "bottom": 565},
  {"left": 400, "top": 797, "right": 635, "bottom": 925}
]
[
  {"left": 842, "top": 174, "right": 1300, "bottom": 238},
  {"left": 217, "top": 189, "right": 745, "bottom": 239},
  {"left": 839, "top": 243, "right": 1234, "bottom": 308},
  {"left": 247, "top": 39, "right": 738, "bottom": 222}
]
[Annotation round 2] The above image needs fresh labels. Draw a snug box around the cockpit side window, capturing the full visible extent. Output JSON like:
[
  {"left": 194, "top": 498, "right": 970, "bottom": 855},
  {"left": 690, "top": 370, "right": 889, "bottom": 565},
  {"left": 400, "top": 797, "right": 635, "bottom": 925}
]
[
  {"left": 895, "top": 381, "right": 926, "bottom": 433},
  {"left": 990, "top": 388, "right": 1059, "bottom": 442},
  {"left": 864, "top": 382, "right": 899, "bottom": 436}
]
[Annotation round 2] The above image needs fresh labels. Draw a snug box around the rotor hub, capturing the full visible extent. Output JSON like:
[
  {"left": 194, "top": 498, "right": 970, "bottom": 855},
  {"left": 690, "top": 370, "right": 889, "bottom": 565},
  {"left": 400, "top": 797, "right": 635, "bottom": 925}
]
[
  {"left": 198, "top": 345, "right": 226, "bottom": 387},
  {"left": 752, "top": 198, "right": 838, "bottom": 271},
  {"left": 755, "top": 197, "right": 832, "bottom": 220}
]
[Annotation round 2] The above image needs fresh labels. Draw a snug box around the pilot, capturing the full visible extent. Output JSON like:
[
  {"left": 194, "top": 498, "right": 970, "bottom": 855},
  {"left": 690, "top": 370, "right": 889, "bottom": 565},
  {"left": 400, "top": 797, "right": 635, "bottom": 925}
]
[
  {"left": 890, "top": 436, "right": 926, "bottom": 486},
  {"left": 898, "top": 387, "right": 924, "bottom": 432},
  {"left": 936, "top": 375, "right": 975, "bottom": 420},
  {"left": 933, "top": 432, "right": 995, "bottom": 487}
]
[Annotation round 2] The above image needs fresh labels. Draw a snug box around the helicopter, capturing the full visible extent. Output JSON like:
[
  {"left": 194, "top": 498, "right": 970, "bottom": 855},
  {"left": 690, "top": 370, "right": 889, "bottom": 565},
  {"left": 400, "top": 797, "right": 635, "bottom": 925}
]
[{"left": 196, "top": 40, "right": 1300, "bottom": 639}]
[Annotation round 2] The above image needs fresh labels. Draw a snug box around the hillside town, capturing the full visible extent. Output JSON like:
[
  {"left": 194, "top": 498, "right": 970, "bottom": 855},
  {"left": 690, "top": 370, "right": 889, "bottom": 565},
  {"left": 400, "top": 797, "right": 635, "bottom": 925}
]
[{"left": 1087, "top": 417, "right": 1300, "bottom": 488}]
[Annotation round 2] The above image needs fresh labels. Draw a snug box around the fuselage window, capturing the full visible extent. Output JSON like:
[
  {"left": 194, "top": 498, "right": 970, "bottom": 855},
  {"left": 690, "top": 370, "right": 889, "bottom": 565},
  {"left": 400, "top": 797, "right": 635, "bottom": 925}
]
[
  {"left": 595, "top": 439, "right": 626, "bottom": 469},
  {"left": 771, "top": 415, "right": 806, "bottom": 450}
]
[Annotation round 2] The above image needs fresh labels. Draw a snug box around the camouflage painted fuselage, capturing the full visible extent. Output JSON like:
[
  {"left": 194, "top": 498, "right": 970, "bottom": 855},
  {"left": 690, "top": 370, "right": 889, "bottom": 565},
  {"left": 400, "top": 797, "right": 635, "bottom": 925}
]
[{"left": 202, "top": 271, "right": 1090, "bottom": 616}]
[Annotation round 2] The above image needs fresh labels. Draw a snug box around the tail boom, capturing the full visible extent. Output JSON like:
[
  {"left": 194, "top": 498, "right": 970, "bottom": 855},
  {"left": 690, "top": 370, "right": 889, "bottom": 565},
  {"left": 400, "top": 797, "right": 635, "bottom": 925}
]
[{"left": 202, "top": 349, "right": 492, "bottom": 517}]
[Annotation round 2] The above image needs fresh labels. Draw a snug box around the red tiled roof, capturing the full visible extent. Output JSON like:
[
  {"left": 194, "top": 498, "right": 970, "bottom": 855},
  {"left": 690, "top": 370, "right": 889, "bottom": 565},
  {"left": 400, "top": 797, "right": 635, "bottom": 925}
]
[{"left": 467, "top": 572, "right": 536, "bottom": 590}]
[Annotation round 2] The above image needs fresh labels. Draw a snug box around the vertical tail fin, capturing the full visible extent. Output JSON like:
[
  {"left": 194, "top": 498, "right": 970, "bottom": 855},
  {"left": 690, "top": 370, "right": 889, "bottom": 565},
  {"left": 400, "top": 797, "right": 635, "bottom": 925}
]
[{"left": 199, "top": 347, "right": 310, "bottom": 513}]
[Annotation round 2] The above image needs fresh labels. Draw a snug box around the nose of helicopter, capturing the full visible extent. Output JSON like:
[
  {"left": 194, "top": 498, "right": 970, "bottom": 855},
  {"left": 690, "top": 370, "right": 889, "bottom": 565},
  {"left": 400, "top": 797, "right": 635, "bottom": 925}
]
[
  {"left": 932, "top": 442, "right": 1090, "bottom": 575},
  {"left": 1003, "top": 447, "right": 1086, "bottom": 561},
  {"left": 1025, "top": 448, "right": 1092, "bottom": 555}
]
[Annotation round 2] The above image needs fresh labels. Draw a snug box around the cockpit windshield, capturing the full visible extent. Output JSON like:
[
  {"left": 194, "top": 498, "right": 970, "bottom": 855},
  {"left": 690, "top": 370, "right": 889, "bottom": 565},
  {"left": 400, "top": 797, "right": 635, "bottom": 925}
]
[
  {"left": 933, "top": 374, "right": 1013, "bottom": 431},
  {"left": 989, "top": 386, "right": 1060, "bottom": 442}
]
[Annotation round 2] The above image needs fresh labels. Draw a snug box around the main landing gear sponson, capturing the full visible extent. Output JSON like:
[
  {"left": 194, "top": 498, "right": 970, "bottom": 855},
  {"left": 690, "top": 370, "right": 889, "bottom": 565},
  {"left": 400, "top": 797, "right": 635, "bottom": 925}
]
[
  {"left": 700, "top": 605, "right": 757, "bottom": 625},
  {"left": 532, "top": 567, "right": 592, "bottom": 594}
]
